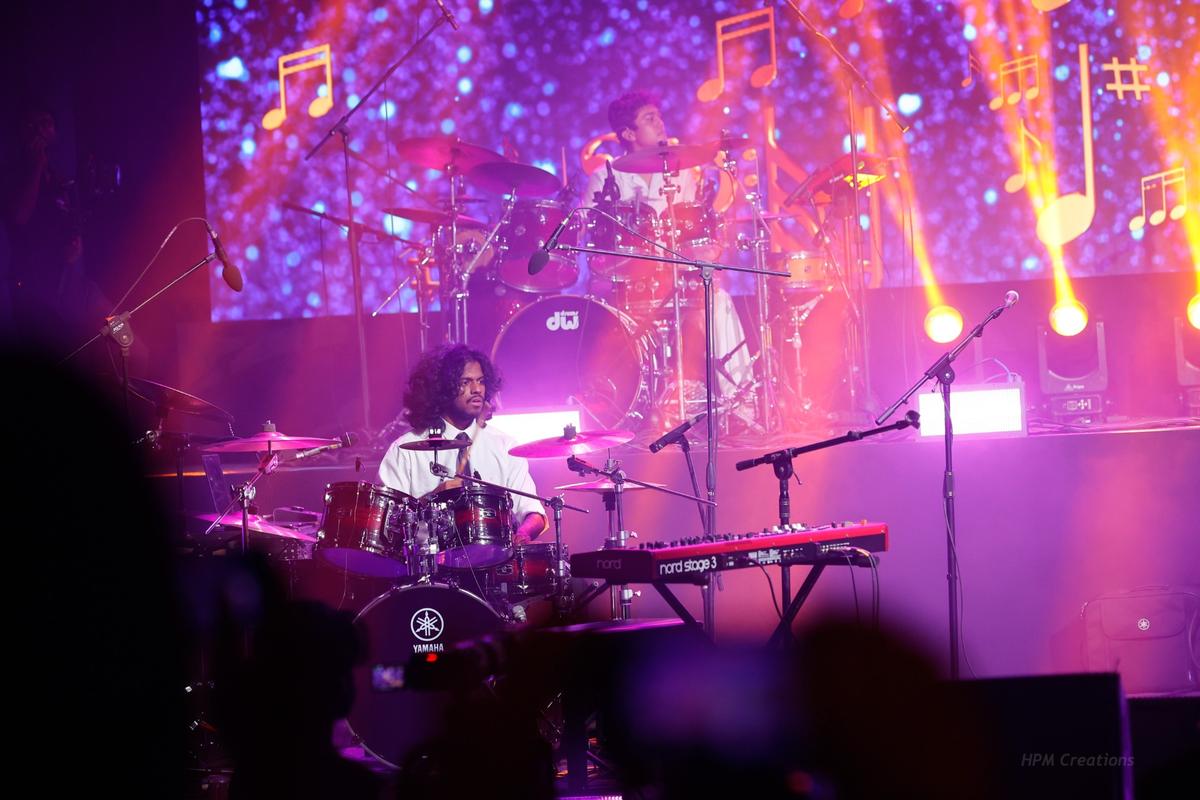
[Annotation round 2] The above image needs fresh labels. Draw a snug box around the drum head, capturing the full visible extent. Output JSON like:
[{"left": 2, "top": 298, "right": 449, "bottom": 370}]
[
  {"left": 349, "top": 584, "right": 503, "bottom": 769},
  {"left": 491, "top": 295, "right": 648, "bottom": 429}
]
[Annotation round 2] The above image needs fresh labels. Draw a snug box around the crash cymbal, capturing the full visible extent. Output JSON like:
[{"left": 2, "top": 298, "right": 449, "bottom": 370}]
[
  {"left": 732, "top": 211, "right": 805, "bottom": 224},
  {"left": 124, "top": 377, "right": 233, "bottom": 423},
  {"left": 203, "top": 428, "right": 339, "bottom": 453},
  {"left": 556, "top": 478, "right": 666, "bottom": 493},
  {"left": 392, "top": 136, "right": 505, "bottom": 173},
  {"left": 508, "top": 428, "right": 635, "bottom": 458},
  {"left": 197, "top": 512, "right": 318, "bottom": 542},
  {"left": 398, "top": 436, "right": 471, "bottom": 452},
  {"left": 611, "top": 141, "right": 719, "bottom": 174},
  {"left": 383, "top": 206, "right": 487, "bottom": 227},
  {"left": 467, "top": 161, "right": 561, "bottom": 197}
]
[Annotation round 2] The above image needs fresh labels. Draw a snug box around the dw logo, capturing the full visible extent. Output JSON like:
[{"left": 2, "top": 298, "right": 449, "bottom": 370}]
[{"left": 546, "top": 310, "right": 580, "bottom": 331}]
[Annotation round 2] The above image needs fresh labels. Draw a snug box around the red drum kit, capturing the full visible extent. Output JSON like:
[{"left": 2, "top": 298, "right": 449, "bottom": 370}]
[
  {"left": 189, "top": 420, "right": 647, "bottom": 769},
  {"left": 372, "top": 134, "right": 847, "bottom": 432}
]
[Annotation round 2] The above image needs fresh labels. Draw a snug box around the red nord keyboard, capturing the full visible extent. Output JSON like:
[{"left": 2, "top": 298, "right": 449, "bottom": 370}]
[{"left": 570, "top": 521, "right": 888, "bottom": 584}]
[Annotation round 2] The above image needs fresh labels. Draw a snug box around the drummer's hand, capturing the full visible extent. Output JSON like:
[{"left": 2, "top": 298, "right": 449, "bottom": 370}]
[{"left": 515, "top": 512, "right": 547, "bottom": 543}]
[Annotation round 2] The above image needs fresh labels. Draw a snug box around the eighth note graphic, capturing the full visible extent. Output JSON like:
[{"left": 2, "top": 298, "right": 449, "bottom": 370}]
[
  {"left": 1005, "top": 119, "right": 1043, "bottom": 194},
  {"left": 1032, "top": 0, "right": 1072, "bottom": 11},
  {"left": 961, "top": 53, "right": 984, "bottom": 88},
  {"left": 1129, "top": 167, "right": 1187, "bottom": 231},
  {"left": 696, "top": 7, "right": 777, "bottom": 103},
  {"left": 989, "top": 55, "right": 1040, "bottom": 110},
  {"left": 261, "top": 44, "right": 335, "bottom": 131},
  {"left": 1101, "top": 56, "right": 1152, "bottom": 101}
]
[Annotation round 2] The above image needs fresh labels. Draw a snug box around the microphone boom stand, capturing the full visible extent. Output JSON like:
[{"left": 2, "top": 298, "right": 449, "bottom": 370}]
[
  {"left": 875, "top": 297, "right": 1015, "bottom": 679},
  {"left": 305, "top": 9, "right": 453, "bottom": 432}
]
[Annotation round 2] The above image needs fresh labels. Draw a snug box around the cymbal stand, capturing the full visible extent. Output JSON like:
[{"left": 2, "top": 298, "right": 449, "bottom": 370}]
[
  {"left": 462, "top": 189, "right": 516, "bottom": 278},
  {"left": 566, "top": 454, "right": 718, "bottom": 628},
  {"left": 204, "top": 447, "right": 282, "bottom": 554},
  {"left": 657, "top": 161, "right": 688, "bottom": 423}
]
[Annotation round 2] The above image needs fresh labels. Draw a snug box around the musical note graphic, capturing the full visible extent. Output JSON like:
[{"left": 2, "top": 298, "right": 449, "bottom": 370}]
[
  {"left": 1031, "top": 0, "right": 1072, "bottom": 11},
  {"left": 961, "top": 53, "right": 984, "bottom": 88},
  {"left": 261, "top": 44, "right": 335, "bottom": 131},
  {"left": 838, "top": 0, "right": 865, "bottom": 20},
  {"left": 1101, "top": 56, "right": 1152, "bottom": 101},
  {"left": 1004, "top": 119, "right": 1043, "bottom": 194},
  {"left": 989, "top": 55, "right": 1040, "bottom": 110},
  {"left": 1036, "top": 44, "right": 1095, "bottom": 248},
  {"left": 697, "top": 8, "right": 777, "bottom": 102},
  {"left": 1129, "top": 167, "right": 1187, "bottom": 231}
]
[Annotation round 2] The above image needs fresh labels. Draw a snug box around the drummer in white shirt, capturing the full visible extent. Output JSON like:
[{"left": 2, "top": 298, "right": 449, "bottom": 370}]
[{"left": 378, "top": 344, "right": 547, "bottom": 544}]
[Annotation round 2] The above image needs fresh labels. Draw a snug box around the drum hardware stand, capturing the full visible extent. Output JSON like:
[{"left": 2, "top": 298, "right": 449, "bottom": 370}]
[
  {"left": 305, "top": 8, "right": 454, "bottom": 428},
  {"left": 461, "top": 189, "right": 516, "bottom": 277},
  {"left": 657, "top": 160, "right": 689, "bottom": 423},
  {"left": 429, "top": 462, "right": 588, "bottom": 601},
  {"left": 877, "top": 292, "right": 1016, "bottom": 679},
  {"left": 442, "top": 169, "right": 473, "bottom": 344},
  {"left": 735, "top": 411, "right": 920, "bottom": 639},
  {"left": 372, "top": 245, "right": 435, "bottom": 351},
  {"left": 555, "top": 240, "right": 784, "bottom": 536},
  {"left": 720, "top": 144, "right": 781, "bottom": 432},
  {"left": 783, "top": 0, "right": 909, "bottom": 422},
  {"left": 780, "top": 294, "right": 824, "bottom": 412},
  {"left": 204, "top": 447, "right": 282, "bottom": 555},
  {"left": 565, "top": 454, "right": 719, "bottom": 629}
]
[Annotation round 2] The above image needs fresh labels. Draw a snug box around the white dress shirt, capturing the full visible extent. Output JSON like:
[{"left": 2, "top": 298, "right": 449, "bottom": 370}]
[{"left": 377, "top": 419, "right": 545, "bottom": 522}]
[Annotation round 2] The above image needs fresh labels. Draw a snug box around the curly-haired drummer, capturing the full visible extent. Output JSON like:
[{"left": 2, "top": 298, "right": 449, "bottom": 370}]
[{"left": 378, "top": 343, "right": 547, "bottom": 544}]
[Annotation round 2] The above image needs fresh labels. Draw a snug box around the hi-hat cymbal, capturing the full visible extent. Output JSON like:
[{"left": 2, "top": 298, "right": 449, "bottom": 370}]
[
  {"left": 203, "top": 430, "right": 339, "bottom": 453},
  {"left": 197, "top": 512, "right": 318, "bottom": 542},
  {"left": 509, "top": 429, "right": 635, "bottom": 458},
  {"left": 467, "top": 161, "right": 561, "bottom": 197},
  {"left": 125, "top": 377, "right": 233, "bottom": 423},
  {"left": 383, "top": 206, "right": 487, "bottom": 227},
  {"left": 398, "top": 436, "right": 471, "bottom": 452},
  {"left": 612, "top": 141, "right": 719, "bottom": 174},
  {"left": 556, "top": 478, "right": 666, "bottom": 493},
  {"left": 392, "top": 136, "right": 505, "bottom": 173}
]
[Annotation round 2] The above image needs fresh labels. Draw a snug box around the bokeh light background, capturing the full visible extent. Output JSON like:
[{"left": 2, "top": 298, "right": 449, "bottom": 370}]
[{"left": 196, "top": 0, "right": 1196, "bottom": 322}]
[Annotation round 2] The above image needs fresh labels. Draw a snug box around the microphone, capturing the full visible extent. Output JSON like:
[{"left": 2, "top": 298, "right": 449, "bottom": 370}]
[
  {"left": 292, "top": 432, "right": 354, "bottom": 461},
  {"left": 434, "top": 0, "right": 460, "bottom": 30},
  {"left": 528, "top": 209, "right": 579, "bottom": 275},
  {"left": 206, "top": 224, "right": 244, "bottom": 292},
  {"left": 649, "top": 412, "right": 707, "bottom": 454},
  {"left": 1004, "top": 290, "right": 1019, "bottom": 308}
]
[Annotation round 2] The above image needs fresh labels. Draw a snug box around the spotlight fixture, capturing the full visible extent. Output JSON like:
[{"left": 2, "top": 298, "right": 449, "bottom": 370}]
[
  {"left": 1037, "top": 321, "right": 1109, "bottom": 425},
  {"left": 924, "top": 305, "right": 963, "bottom": 344},
  {"left": 1049, "top": 299, "right": 1089, "bottom": 337}
]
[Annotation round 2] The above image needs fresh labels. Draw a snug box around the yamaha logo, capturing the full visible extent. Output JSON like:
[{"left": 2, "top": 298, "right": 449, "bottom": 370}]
[
  {"left": 546, "top": 310, "right": 580, "bottom": 331},
  {"left": 410, "top": 607, "right": 445, "bottom": 642},
  {"left": 1137, "top": 617, "right": 1150, "bottom": 631}
]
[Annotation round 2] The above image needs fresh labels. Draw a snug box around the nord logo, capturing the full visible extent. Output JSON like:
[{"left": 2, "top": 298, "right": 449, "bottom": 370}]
[
  {"left": 546, "top": 310, "right": 580, "bottom": 331},
  {"left": 594, "top": 558, "right": 624, "bottom": 570}
]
